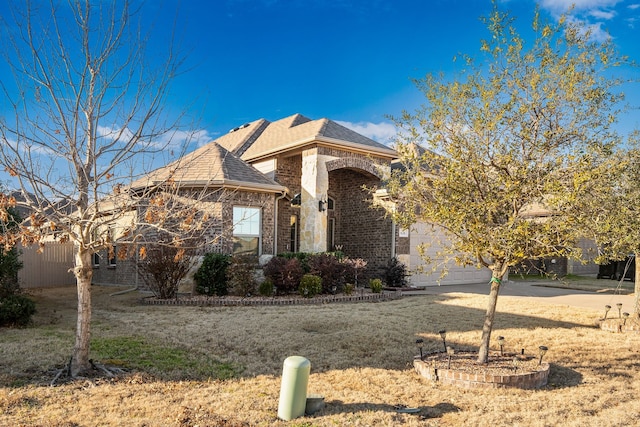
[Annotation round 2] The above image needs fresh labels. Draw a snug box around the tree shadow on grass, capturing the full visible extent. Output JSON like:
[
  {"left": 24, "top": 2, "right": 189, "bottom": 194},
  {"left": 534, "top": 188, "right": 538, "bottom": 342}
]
[
  {"left": 546, "top": 363, "right": 583, "bottom": 388},
  {"left": 318, "top": 400, "right": 461, "bottom": 420}
]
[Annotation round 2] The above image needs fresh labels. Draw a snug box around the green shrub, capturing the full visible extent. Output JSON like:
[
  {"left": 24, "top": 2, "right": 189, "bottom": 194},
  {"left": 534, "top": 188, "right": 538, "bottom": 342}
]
[
  {"left": 0, "top": 246, "right": 22, "bottom": 299},
  {"left": 298, "top": 274, "right": 322, "bottom": 298},
  {"left": 263, "top": 256, "right": 304, "bottom": 294},
  {"left": 194, "top": 253, "right": 231, "bottom": 296},
  {"left": 227, "top": 255, "right": 258, "bottom": 297},
  {"left": 258, "top": 279, "right": 274, "bottom": 297},
  {"left": 0, "top": 294, "right": 36, "bottom": 327},
  {"left": 0, "top": 206, "right": 23, "bottom": 299},
  {"left": 382, "top": 257, "right": 408, "bottom": 288},
  {"left": 369, "top": 278, "right": 383, "bottom": 293},
  {"left": 344, "top": 283, "right": 354, "bottom": 296}
]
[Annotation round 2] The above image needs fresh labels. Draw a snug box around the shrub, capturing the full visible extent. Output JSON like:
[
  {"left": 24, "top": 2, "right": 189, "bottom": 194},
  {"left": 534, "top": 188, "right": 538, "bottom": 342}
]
[
  {"left": 194, "top": 253, "right": 231, "bottom": 296},
  {"left": 0, "top": 294, "right": 36, "bottom": 327},
  {"left": 298, "top": 274, "right": 322, "bottom": 298},
  {"left": 382, "top": 257, "right": 408, "bottom": 288},
  {"left": 308, "top": 253, "right": 346, "bottom": 294},
  {"left": 278, "top": 252, "right": 311, "bottom": 272},
  {"left": 137, "top": 245, "right": 196, "bottom": 299},
  {"left": 258, "top": 279, "right": 274, "bottom": 297},
  {"left": 263, "top": 256, "right": 304, "bottom": 294},
  {"left": 344, "top": 283, "right": 354, "bottom": 296},
  {"left": 227, "top": 255, "right": 258, "bottom": 297},
  {"left": 0, "top": 206, "right": 23, "bottom": 300},
  {"left": 343, "top": 257, "right": 367, "bottom": 287},
  {"left": 369, "top": 278, "right": 383, "bottom": 293},
  {"left": 0, "top": 246, "right": 22, "bottom": 299}
]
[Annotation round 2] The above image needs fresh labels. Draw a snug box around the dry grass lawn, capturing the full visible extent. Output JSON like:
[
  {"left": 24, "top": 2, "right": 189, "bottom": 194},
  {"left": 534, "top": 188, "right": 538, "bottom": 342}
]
[{"left": 2, "top": 284, "right": 640, "bottom": 426}]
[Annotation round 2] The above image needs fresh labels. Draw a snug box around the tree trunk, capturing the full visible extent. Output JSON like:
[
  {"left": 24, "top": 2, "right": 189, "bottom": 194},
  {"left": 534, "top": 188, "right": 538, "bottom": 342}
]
[
  {"left": 635, "top": 252, "right": 640, "bottom": 318},
  {"left": 70, "top": 248, "right": 94, "bottom": 377},
  {"left": 477, "top": 263, "right": 507, "bottom": 364}
]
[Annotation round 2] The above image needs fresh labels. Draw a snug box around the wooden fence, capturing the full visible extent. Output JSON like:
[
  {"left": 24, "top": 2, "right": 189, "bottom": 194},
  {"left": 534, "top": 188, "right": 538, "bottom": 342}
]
[{"left": 18, "top": 242, "right": 76, "bottom": 288}]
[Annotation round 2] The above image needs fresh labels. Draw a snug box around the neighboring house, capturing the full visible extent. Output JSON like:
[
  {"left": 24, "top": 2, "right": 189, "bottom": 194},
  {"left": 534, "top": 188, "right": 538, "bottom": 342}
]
[
  {"left": 91, "top": 113, "right": 493, "bottom": 288},
  {"left": 3, "top": 191, "right": 76, "bottom": 288}
]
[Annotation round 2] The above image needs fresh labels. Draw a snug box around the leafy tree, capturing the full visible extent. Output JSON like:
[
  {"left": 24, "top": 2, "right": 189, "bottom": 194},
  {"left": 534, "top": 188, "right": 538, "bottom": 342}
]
[
  {"left": 384, "top": 6, "right": 629, "bottom": 362},
  {"left": 574, "top": 139, "right": 640, "bottom": 315},
  {"left": 0, "top": 1, "right": 206, "bottom": 376}
]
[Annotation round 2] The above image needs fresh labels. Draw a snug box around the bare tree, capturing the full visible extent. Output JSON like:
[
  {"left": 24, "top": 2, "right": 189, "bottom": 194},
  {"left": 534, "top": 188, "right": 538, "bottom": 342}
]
[{"left": 0, "top": 0, "right": 204, "bottom": 376}]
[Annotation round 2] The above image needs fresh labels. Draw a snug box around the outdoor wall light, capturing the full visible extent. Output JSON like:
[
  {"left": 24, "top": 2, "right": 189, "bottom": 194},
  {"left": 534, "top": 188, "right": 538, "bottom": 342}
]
[
  {"left": 438, "top": 330, "right": 447, "bottom": 352},
  {"left": 318, "top": 199, "right": 327, "bottom": 212},
  {"left": 538, "top": 345, "right": 548, "bottom": 366},
  {"left": 623, "top": 312, "right": 630, "bottom": 325},
  {"left": 497, "top": 336, "right": 505, "bottom": 356},
  {"left": 416, "top": 338, "right": 424, "bottom": 359},
  {"left": 617, "top": 303, "right": 623, "bottom": 319},
  {"left": 604, "top": 305, "right": 612, "bottom": 320}
]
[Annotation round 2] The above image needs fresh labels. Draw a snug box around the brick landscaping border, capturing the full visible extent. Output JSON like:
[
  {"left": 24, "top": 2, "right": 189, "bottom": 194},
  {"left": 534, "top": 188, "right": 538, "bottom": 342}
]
[
  {"left": 140, "top": 291, "right": 398, "bottom": 307},
  {"left": 413, "top": 357, "right": 550, "bottom": 390},
  {"left": 599, "top": 318, "right": 640, "bottom": 333}
]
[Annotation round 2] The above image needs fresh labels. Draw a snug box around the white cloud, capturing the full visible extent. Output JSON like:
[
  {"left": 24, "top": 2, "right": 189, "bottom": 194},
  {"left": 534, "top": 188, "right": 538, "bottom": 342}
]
[
  {"left": 567, "top": 16, "right": 612, "bottom": 41},
  {"left": 336, "top": 120, "right": 397, "bottom": 145},
  {"left": 97, "top": 125, "right": 215, "bottom": 150},
  {"left": 537, "top": 0, "right": 623, "bottom": 42},
  {"left": 538, "top": 0, "right": 621, "bottom": 13},
  {"left": 628, "top": 3, "right": 640, "bottom": 10},
  {"left": 589, "top": 9, "right": 616, "bottom": 19}
]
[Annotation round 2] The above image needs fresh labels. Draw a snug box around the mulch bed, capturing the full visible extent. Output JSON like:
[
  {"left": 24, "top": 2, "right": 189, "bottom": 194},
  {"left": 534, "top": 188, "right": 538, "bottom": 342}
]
[{"left": 420, "top": 351, "right": 545, "bottom": 376}]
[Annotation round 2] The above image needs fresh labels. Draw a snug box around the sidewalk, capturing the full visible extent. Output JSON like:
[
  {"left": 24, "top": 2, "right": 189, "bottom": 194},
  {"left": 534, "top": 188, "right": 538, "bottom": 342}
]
[{"left": 402, "top": 280, "right": 635, "bottom": 312}]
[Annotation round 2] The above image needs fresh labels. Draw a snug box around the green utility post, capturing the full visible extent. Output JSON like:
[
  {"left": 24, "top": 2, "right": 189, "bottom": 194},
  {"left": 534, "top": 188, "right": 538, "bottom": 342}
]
[{"left": 277, "top": 356, "right": 310, "bottom": 421}]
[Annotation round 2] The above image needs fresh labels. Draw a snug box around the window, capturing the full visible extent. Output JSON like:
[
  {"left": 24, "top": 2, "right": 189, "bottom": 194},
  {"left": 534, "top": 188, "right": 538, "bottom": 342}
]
[
  {"left": 233, "top": 206, "right": 261, "bottom": 255},
  {"left": 327, "top": 197, "right": 335, "bottom": 211},
  {"left": 93, "top": 252, "right": 100, "bottom": 267}
]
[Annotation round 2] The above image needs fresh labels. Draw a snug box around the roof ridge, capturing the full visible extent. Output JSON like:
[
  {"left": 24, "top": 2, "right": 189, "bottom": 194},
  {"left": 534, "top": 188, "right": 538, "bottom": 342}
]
[
  {"left": 232, "top": 119, "right": 270, "bottom": 157},
  {"left": 316, "top": 118, "right": 330, "bottom": 138}
]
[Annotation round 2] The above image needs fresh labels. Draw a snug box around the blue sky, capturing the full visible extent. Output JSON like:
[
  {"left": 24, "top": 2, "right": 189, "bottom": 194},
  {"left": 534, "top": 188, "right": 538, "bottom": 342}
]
[
  {"left": 0, "top": 0, "right": 638, "bottom": 152},
  {"left": 155, "top": 0, "right": 639, "bottom": 145}
]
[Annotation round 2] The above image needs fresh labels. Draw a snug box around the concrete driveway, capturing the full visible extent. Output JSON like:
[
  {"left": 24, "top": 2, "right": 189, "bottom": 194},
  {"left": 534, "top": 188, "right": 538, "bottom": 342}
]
[{"left": 403, "top": 280, "right": 635, "bottom": 313}]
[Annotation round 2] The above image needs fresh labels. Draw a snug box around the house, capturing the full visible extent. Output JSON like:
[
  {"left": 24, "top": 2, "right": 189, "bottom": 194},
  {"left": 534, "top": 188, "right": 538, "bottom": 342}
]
[{"left": 91, "top": 113, "right": 492, "bottom": 288}]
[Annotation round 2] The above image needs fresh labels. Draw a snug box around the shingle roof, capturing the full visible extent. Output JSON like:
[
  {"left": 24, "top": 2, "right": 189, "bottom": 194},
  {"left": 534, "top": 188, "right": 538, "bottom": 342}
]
[
  {"left": 132, "top": 113, "right": 397, "bottom": 192},
  {"left": 130, "top": 141, "right": 284, "bottom": 193},
  {"left": 239, "top": 114, "right": 397, "bottom": 161},
  {"left": 215, "top": 118, "right": 269, "bottom": 155}
]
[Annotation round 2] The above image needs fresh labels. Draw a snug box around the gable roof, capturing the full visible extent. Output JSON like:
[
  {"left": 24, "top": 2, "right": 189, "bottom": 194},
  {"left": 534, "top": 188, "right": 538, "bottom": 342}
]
[
  {"left": 131, "top": 141, "right": 285, "bottom": 193},
  {"left": 237, "top": 114, "right": 397, "bottom": 161}
]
